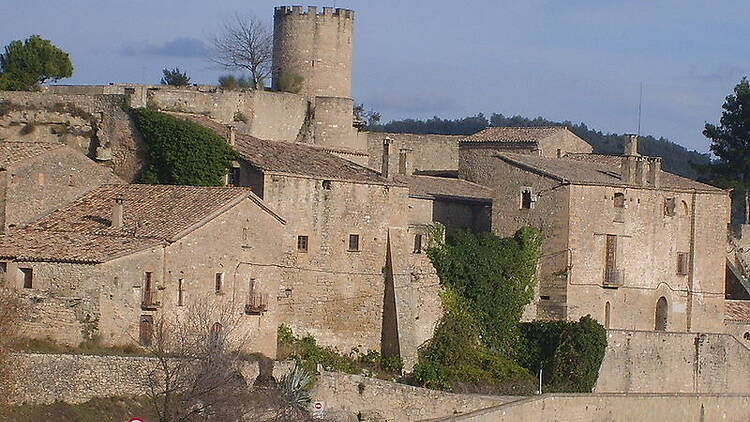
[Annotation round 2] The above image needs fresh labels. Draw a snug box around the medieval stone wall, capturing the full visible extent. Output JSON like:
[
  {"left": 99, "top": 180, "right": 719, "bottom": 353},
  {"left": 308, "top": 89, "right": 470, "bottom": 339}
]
[
  {"left": 433, "top": 393, "right": 750, "bottom": 422},
  {"left": 3, "top": 147, "right": 123, "bottom": 231},
  {"left": 596, "top": 330, "right": 750, "bottom": 394},
  {"left": 367, "top": 132, "right": 462, "bottom": 173},
  {"left": 0, "top": 91, "right": 144, "bottom": 180}
]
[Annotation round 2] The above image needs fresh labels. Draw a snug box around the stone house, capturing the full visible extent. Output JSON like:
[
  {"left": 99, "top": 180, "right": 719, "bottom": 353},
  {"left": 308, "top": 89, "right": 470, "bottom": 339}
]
[
  {"left": 459, "top": 135, "right": 729, "bottom": 332},
  {"left": 460, "top": 126, "right": 593, "bottom": 159},
  {"left": 0, "top": 140, "right": 122, "bottom": 232},
  {"left": 0, "top": 184, "right": 286, "bottom": 357}
]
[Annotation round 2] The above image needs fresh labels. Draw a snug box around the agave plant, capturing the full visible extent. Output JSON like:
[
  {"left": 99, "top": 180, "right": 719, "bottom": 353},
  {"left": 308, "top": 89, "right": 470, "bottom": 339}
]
[{"left": 281, "top": 363, "right": 313, "bottom": 409}]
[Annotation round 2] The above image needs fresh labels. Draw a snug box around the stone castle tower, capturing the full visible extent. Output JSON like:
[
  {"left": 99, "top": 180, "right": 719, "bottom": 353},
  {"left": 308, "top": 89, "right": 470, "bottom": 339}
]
[{"left": 272, "top": 6, "right": 362, "bottom": 153}]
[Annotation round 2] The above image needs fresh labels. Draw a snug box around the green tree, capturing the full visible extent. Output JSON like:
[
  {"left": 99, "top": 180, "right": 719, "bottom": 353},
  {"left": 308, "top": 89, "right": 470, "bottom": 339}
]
[
  {"left": 129, "top": 108, "right": 237, "bottom": 186},
  {"left": 160, "top": 67, "right": 191, "bottom": 87},
  {"left": 702, "top": 77, "right": 750, "bottom": 190},
  {"left": 0, "top": 35, "right": 73, "bottom": 90}
]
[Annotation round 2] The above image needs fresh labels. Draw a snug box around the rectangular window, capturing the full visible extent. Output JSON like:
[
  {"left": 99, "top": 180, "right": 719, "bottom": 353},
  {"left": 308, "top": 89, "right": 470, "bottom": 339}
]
[
  {"left": 177, "top": 279, "right": 184, "bottom": 306},
  {"left": 604, "top": 235, "right": 621, "bottom": 286},
  {"left": 413, "top": 234, "right": 423, "bottom": 254},
  {"left": 322, "top": 180, "right": 332, "bottom": 190},
  {"left": 20, "top": 268, "right": 33, "bottom": 289},
  {"left": 139, "top": 315, "right": 154, "bottom": 347},
  {"left": 520, "top": 188, "right": 533, "bottom": 209},
  {"left": 677, "top": 252, "right": 690, "bottom": 275},
  {"left": 215, "top": 273, "right": 224, "bottom": 293},
  {"left": 664, "top": 197, "right": 676, "bottom": 216},
  {"left": 297, "top": 235, "right": 309, "bottom": 252},
  {"left": 348, "top": 234, "right": 360, "bottom": 252}
]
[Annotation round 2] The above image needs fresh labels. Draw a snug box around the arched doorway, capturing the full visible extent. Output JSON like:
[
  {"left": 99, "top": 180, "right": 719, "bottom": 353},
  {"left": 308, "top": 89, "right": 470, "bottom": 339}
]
[
  {"left": 604, "top": 302, "right": 611, "bottom": 329},
  {"left": 655, "top": 297, "right": 668, "bottom": 331}
]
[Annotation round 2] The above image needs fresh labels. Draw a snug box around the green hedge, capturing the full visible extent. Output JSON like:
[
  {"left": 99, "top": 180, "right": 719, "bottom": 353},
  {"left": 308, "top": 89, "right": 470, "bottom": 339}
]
[
  {"left": 518, "top": 315, "right": 607, "bottom": 392},
  {"left": 129, "top": 108, "right": 237, "bottom": 186}
]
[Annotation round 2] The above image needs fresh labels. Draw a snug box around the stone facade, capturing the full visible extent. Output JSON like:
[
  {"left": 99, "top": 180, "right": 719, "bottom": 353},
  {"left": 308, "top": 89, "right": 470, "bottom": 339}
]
[
  {"left": 0, "top": 187, "right": 286, "bottom": 357},
  {"left": 460, "top": 138, "right": 729, "bottom": 332},
  {"left": 0, "top": 142, "right": 123, "bottom": 232}
]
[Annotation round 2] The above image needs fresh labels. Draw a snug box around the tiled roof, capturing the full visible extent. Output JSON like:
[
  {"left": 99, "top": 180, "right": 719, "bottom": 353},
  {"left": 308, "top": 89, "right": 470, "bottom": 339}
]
[
  {"left": 726, "top": 300, "right": 750, "bottom": 322},
  {"left": 396, "top": 175, "right": 492, "bottom": 202},
  {"left": 461, "top": 127, "right": 566, "bottom": 144},
  {"left": 0, "top": 141, "right": 64, "bottom": 169},
  {"left": 498, "top": 153, "right": 723, "bottom": 192},
  {"left": 0, "top": 184, "right": 257, "bottom": 263},
  {"left": 167, "top": 112, "right": 390, "bottom": 185}
]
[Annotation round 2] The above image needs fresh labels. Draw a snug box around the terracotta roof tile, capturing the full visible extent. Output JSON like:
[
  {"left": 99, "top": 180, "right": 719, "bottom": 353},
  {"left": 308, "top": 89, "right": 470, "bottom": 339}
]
[
  {"left": 498, "top": 153, "right": 723, "bottom": 192},
  {"left": 0, "top": 184, "right": 255, "bottom": 263},
  {"left": 167, "top": 112, "right": 391, "bottom": 185},
  {"left": 396, "top": 175, "right": 492, "bottom": 202},
  {"left": 726, "top": 300, "right": 750, "bottom": 322},
  {"left": 461, "top": 127, "right": 566, "bottom": 144},
  {"left": 0, "top": 141, "right": 64, "bottom": 169}
]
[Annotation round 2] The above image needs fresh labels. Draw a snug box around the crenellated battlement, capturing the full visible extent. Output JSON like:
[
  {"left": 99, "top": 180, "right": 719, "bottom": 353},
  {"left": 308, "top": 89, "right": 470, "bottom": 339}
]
[{"left": 274, "top": 5, "right": 354, "bottom": 19}]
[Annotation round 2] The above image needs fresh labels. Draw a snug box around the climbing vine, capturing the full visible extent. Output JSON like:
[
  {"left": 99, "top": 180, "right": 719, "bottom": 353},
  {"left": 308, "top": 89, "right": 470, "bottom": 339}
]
[{"left": 129, "top": 107, "right": 237, "bottom": 186}]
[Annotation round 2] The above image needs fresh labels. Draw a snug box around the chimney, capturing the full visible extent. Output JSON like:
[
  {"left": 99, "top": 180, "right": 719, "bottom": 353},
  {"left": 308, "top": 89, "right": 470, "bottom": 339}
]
[
  {"left": 648, "top": 157, "right": 662, "bottom": 188},
  {"left": 621, "top": 134, "right": 641, "bottom": 186},
  {"left": 398, "top": 148, "right": 412, "bottom": 175},
  {"left": 624, "top": 134, "right": 640, "bottom": 156},
  {"left": 112, "top": 196, "right": 124, "bottom": 228},
  {"left": 228, "top": 126, "right": 236, "bottom": 146},
  {"left": 381, "top": 137, "right": 393, "bottom": 178}
]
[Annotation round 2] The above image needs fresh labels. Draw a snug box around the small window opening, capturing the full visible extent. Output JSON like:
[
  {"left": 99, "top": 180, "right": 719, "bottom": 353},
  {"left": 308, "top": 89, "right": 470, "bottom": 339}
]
[
  {"left": 744, "top": 332, "right": 750, "bottom": 341},
  {"left": 655, "top": 297, "right": 668, "bottom": 331},
  {"left": 413, "top": 234, "right": 423, "bottom": 254},
  {"left": 20, "top": 268, "right": 33, "bottom": 289},
  {"left": 37, "top": 172, "right": 45, "bottom": 186},
  {"left": 680, "top": 200, "right": 689, "bottom": 217},
  {"left": 297, "top": 235, "right": 309, "bottom": 252},
  {"left": 177, "top": 279, "right": 184, "bottom": 306},
  {"left": 556, "top": 149, "right": 562, "bottom": 158},
  {"left": 614, "top": 193, "right": 626, "bottom": 208},
  {"left": 215, "top": 273, "right": 224, "bottom": 293},
  {"left": 322, "top": 180, "right": 332, "bottom": 190},
  {"left": 605, "top": 301, "right": 611, "bottom": 329},
  {"left": 664, "top": 197, "right": 676, "bottom": 216},
  {"left": 540, "top": 295, "right": 551, "bottom": 300},
  {"left": 520, "top": 188, "right": 533, "bottom": 209},
  {"left": 227, "top": 166, "right": 241, "bottom": 187},
  {"left": 348, "top": 234, "right": 360, "bottom": 252},
  {"left": 677, "top": 252, "right": 689, "bottom": 275}
]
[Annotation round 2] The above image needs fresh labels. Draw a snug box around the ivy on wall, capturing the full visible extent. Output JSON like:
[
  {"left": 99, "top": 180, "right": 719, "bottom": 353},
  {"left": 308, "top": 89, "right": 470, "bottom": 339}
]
[
  {"left": 129, "top": 108, "right": 237, "bottom": 186},
  {"left": 427, "top": 227, "right": 541, "bottom": 357}
]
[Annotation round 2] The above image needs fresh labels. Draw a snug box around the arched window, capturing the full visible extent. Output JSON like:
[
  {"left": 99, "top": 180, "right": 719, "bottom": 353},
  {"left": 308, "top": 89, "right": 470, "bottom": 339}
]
[
  {"left": 655, "top": 297, "right": 668, "bottom": 331},
  {"left": 680, "top": 200, "right": 689, "bottom": 217},
  {"left": 209, "top": 322, "right": 223, "bottom": 348},
  {"left": 605, "top": 302, "right": 611, "bottom": 329}
]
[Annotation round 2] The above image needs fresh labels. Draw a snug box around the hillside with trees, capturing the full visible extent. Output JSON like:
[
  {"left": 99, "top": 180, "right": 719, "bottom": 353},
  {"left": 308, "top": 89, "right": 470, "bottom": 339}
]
[{"left": 368, "top": 113, "right": 710, "bottom": 180}]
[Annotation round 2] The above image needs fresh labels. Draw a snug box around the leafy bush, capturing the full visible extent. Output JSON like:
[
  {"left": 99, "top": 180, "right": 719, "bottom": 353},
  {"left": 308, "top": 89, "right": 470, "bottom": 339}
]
[
  {"left": 518, "top": 315, "right": 607, "bottom": 392},
  {"left": 427, "top": 227, "right": 541, "bottom": 358},
  {"left": 277, "top": 325, "right": 403, "bottom": 379},
  {"left": 411, "top": 290, "right": 537, "bottom": 395},
  {"left": 128, "top": 108, "right": 237, "bottom": 186},
  {"left": 218, "top": 74, "right": 254, "bottom": 90},
  {"left": 277, "top": 72, "right": 304, "bottom": 94}
]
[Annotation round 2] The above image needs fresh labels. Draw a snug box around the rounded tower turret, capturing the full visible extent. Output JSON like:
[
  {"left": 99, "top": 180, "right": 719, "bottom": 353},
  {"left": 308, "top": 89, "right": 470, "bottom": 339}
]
[{"left": 272, "top": 6, "right": 354, "bottom": 99}]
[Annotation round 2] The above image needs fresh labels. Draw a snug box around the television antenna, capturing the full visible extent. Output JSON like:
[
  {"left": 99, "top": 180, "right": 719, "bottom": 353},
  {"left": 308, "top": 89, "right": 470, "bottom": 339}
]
[{"left": 637, "top": 81, "right": 644, "bottom": 136}]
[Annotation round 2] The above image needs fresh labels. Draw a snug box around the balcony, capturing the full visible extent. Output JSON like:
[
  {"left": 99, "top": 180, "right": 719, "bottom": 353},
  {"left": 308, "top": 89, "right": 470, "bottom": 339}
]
[
  {"left": 141, "top": 289, "right": 160, "bottom": 310},
  {"left": 245, "top": 292, "right": 269, "bottom": 315},
  {"left": 603, "top": 269, "right": 624, "bottom": 288}
]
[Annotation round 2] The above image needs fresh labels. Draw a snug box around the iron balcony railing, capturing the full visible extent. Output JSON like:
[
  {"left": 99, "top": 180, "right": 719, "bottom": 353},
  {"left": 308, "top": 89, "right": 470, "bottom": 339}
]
[
  {"left": 603, "top": 269, "right": 624, "bottom": 288},
  {"left": 245, "top": 292, "right": 269, "bottom": 315}
]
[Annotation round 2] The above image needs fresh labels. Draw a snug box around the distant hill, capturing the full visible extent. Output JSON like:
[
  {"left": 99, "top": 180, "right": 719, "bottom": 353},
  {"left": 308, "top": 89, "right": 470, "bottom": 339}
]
[{"left": 368, "top": 113, "right": 711, "bottom": 180}]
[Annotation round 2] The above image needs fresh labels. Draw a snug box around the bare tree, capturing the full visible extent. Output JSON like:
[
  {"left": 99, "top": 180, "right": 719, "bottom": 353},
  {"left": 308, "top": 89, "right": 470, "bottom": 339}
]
[
  {"left": 211, "top": 13, "right": 273, "bottom": 90},
  {"left": 140, "top": 298, "right": 252, "bottom": 422}
]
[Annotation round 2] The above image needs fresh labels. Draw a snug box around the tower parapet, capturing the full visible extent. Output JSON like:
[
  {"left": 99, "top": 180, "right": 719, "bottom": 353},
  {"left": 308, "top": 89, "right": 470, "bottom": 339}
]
[{"left": 272, "top": 5, "right": 354, "bottom": 98}]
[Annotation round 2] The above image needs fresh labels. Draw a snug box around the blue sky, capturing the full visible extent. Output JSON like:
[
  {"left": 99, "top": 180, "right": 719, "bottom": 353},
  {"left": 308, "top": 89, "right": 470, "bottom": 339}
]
[{"left": 1, "top": 0, "right": 747, "bottom": 152}]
